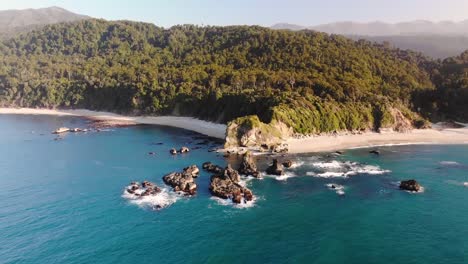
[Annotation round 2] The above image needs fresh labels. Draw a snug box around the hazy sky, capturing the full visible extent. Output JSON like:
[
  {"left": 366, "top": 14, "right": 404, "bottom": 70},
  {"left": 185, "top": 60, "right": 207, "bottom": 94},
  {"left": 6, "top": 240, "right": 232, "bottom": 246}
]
[{"left": 1, "top": 0, "right": 467, "bottom": 27}]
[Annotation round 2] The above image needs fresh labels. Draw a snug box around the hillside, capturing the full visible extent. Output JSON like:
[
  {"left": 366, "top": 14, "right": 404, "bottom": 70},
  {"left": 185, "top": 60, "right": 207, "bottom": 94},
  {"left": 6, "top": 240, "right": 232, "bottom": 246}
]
[
  {"left": 0, "top": 6, "right": 89, "bottom": 38},
  {"left": 0, "top": 19, "right": 456, "bottom": 145}
]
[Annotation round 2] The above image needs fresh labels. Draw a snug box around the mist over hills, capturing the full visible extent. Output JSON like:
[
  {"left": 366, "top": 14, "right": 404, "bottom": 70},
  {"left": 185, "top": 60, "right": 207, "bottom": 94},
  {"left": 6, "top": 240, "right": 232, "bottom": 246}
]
[{"left": 271, "top": 20, "right": 468, "bottom": 59}]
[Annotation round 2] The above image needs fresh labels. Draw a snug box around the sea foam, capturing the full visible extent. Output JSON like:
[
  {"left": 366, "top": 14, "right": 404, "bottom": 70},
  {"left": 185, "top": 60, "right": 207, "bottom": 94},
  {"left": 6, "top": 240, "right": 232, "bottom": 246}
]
[
  {"left": 122, "top": 186, "right": 179, "bottom": 210},
  {"left": 307, "top": 160, "right": 390, "bottom": 178}
]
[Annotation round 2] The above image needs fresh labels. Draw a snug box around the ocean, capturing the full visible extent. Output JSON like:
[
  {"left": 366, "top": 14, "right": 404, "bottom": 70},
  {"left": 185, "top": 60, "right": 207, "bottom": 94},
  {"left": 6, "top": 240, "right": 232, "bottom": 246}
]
[{"left": 1, "top": 114, "right": 467, "bottom": 264}]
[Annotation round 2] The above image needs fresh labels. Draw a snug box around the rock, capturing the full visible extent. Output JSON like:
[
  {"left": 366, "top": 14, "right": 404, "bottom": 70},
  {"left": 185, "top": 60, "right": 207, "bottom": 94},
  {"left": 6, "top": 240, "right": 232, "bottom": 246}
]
[
  {"left": 126, "top": 181, "right": 161, "bottom": 196},
  {"left": 180, "top": 146, "right": 190, "bottom": 153},
  {"left": 463, "top": 182, "right": 468, "bottom": 187},
  {"left": 209, "top": 167, "right": 254, "bottom": 204},
  {"left": 399, "top": 179, "right": 422, "bottom": 192},
  {"left": 52, "top": 127, "right": 70, "bottom": 134},
  {"left": 183, "top": 165, "right": 200, "bottom": 178},
  {"left": 335, "top": 151, "right": 344, "bottom": 155},
  {"left": 163, "top": 165, "right": 200, "bottom": 195},
  {"left": 148, "top": 152, "right": 155, "bottom": 155},
  {"left": 224, "top": 164, "right": 241, "bottom": 182},
  {"left": 369, "top": 150, "right": 380, "bottom": 155},
  {"left": 238, "top": 152, "right": 259, "bottom": 177},
  {"left": 202, "top": 162, "right": 224, "bottom": 174},
  {"left": 282, "top": 160, "right": 293, "bottom": 168},
  {"left": 70, "top": 128, "right": 84, "bottom": 132},
  {"left": 266, "top": 159, "right": 284, "bottom": 175},
  {"left": 170, "top": 148, "right": 178, "bottom": 155}
]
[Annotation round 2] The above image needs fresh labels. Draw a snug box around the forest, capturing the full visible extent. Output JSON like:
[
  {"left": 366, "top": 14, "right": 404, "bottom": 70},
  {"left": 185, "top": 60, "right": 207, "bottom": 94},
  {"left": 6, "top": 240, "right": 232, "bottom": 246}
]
[{"left": 0, "top": 19, "right": 465, "bottom": 134}]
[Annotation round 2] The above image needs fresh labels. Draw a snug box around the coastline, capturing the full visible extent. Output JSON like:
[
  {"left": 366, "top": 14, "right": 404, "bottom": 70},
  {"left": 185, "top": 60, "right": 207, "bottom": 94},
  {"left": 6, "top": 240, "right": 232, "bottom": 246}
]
[
  {"left": 2, "top": 107, "right": 468, "bottom": 153},
  {"left": 0, "top": 108, "right": 227, "bottom": 139}
]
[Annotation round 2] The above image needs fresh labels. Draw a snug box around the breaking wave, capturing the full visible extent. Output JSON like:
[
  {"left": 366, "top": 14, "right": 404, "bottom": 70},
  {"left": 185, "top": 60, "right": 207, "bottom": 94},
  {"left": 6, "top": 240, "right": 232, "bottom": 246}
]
[
  {"left": 307, "top": 160, "right": 390, "bottom": 178},
  {"left": 325, "top": 183, "right": 345, "bottom": 195},
  {"left": 210, "top": 196, "right": 257, "bottom": 209},
  {"left": 122, "top": 185, "right": 180, "bottom": 210}
]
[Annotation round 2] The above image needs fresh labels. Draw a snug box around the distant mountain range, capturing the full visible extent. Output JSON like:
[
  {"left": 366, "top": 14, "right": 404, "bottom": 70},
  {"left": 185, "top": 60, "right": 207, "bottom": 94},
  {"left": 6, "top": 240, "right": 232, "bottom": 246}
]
[
  {"left": 272, "top": 21, "right": 468, "bottom": 59},
  {"left": 0, "top": 6, "right": 89, "bottom": 38},
  {"left": 272, "top": 20, "right": 468, "bottom": 36}
]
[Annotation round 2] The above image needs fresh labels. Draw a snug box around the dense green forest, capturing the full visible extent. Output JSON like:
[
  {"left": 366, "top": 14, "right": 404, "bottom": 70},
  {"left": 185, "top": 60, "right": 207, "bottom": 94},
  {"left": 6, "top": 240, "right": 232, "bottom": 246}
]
[{"left": 0, "top": 19, "right": 465, "bottom": 136}]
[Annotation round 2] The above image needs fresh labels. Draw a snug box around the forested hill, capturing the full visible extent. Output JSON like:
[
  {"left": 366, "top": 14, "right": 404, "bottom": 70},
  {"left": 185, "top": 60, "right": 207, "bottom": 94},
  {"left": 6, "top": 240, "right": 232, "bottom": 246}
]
[{"left": 0, "top": 19, "right": 455, "bottom": 138}]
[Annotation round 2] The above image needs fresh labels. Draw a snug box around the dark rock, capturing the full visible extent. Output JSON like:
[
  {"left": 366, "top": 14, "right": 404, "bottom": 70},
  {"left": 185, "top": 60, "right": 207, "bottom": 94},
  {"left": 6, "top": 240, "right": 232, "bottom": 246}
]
[
  {"left": 224, "top": 164, "right": 240, "bottom": 183},
  {"left": 163, "top": 165, "right": 199, "bottom": 195},
  {"left": 238, "top": 152, "right": 259, "bottom": 177},
  {"left": 183, "top": 165, "right": 200, "bottom": 178},
  {"left": 369, "top": 150, "right": 380, "bottom": 155},
  {"left": 399, "top": 179, "right": 422, "bottom": 192},
  {"left": 266, "top": 159, "right": 284, "bottom": 175},
  {"left": 202, "top": 162, "right": 224, "bottom": 174},
  {"left": 148, "top": 152, "right": 155, "bottom": 155},
  {"left": 209, "top": 166, "right": 254, "bottom": 204},
  {"left": 282, "top": 160, "right": 293, "bottom": 168},
  {"left": 335, "top": 151, "right": 344, "bottom": 155},
  {"left": 170, "top": 148, "right": 177, "bottom": 155}
]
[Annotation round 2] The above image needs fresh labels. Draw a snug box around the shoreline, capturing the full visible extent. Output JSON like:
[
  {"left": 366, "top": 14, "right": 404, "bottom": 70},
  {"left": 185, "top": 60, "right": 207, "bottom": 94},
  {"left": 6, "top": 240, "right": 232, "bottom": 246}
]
[
  {"left": 2, "top": 107, "right": 468, "bottom": 153},
  {"left": 0, "top": 108, "right": 227, "bottom": 139}
]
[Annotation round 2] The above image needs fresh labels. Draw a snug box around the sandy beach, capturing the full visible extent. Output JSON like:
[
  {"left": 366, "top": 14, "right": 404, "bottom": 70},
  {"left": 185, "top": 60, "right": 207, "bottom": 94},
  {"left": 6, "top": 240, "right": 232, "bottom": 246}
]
[
  {"left": 0, "top": 108, "right": 227, "bottom": 139},
  {"left": 287, "top": 126, "right": 468, "bottom": 153}
]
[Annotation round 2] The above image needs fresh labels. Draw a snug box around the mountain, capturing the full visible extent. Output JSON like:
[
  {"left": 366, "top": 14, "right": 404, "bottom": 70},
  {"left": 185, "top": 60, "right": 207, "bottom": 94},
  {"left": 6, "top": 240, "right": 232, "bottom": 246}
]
[
  {"left": 311, "top": 20, "right": 468, "bottom": 36},
  {"left": 0, "top": 6, "right": 89, "bottom": 38},
  {"left": 271, "top": 20, "right": 468, "bottom": 59},
  {"left": 347, "top": 34, "right": 468, "bottom": 59}
]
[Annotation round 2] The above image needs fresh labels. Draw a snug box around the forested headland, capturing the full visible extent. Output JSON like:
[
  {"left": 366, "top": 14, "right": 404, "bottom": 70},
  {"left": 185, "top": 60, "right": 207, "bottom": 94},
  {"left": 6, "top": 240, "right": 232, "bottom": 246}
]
[{"left": 0, "top": 19, "right": 466, "bottom": 141}]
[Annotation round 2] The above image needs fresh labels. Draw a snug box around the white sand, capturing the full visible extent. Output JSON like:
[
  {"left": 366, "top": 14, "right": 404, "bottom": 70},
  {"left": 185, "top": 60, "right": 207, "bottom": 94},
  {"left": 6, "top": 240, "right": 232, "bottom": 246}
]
[
  {"left": 287, "top": 126, "right": 468, "bottom": 153},
  {"left": 0, "top": 108, "right": 226, "bottom": 139}
]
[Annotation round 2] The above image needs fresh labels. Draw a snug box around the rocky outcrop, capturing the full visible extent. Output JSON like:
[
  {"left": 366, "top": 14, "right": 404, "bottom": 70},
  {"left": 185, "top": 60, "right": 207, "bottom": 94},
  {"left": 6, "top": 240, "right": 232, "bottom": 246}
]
[
  {"left": 209, "top": 165, "right": 254, "bottom": 204},
  {"left": 238, "top": 152, "right": 259, "bottom": 177},
  {"left": 202, "top": 162, "right": 224, "bottom": 174},
  {"left": 225, "top": 115, "right": 292, "bottom": 148},
  {"left": 266, "top": 159, "right": 284, "bottom": 175},
  {"left": 399, "top": 179, "right": 422, "bottom": 192},
  {"left": 163, "top": 165, "right": 200, "bottom": 195}
]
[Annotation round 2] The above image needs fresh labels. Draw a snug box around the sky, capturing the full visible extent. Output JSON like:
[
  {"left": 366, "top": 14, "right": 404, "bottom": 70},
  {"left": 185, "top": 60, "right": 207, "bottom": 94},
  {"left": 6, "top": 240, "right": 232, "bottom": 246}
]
[{"left": 0, "top": 0, "right": 467, "bottom": 28}]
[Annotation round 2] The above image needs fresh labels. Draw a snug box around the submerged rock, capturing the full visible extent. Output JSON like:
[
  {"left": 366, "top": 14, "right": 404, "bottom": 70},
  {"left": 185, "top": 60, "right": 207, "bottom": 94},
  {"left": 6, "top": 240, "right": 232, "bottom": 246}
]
[
  {"left": 52, "top": 127, "right": 70, "bottom": 134},
  {"left": 369, "top": 150, "right": 380, "bottom": 155},
  {"left": 163, "top": 165, "right": 200, "bottom": 195},
  {"left": 125, "top": 181, "right": 161, "bottom": 196},
  {"left": 202, "top": 162, "right": 224, "bottom": 174},
  {"left": 238, "top": 152, "right": 259, "bottom": 177},
  {"left": 266, "top": 159, "right": 284, "bottom": 175},
  {"left": 170, "top": 148, "right": 178, "bottom": 155},
  {"left": 210, "top": 166, "right": 254, "bottom": 204},
  {"left": 399, "top": 179, "right": 422, "bottom": 192}
]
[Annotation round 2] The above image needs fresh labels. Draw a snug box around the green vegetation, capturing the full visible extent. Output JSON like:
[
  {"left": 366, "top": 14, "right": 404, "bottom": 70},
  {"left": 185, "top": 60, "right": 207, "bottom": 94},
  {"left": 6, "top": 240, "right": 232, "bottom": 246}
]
[{"left": 0, "top": 19, "right": 465, "bottom": 138}]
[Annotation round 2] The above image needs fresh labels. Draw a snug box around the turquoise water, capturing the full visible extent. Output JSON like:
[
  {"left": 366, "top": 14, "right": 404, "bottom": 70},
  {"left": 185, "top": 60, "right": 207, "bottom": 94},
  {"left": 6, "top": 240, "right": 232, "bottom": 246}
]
[{"left": 1, "top": 115, "right": 468, "bottom": 264}]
